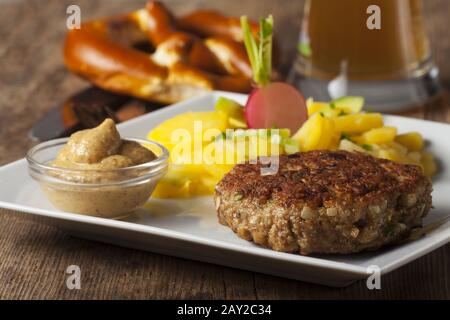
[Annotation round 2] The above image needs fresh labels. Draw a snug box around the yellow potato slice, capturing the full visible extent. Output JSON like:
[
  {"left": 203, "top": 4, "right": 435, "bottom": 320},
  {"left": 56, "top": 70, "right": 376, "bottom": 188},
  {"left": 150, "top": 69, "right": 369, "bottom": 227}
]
[
  {"left": 307, "top": 102, "right": 337, "bottom": 117},
  {"left": 152, "top": 179, "right": 192, "bottom": 198},
  {"left": 214, "top": 97, "right": 244, "bottom": 119},
  {"left": 348, "top": 135, "right": 364, "bottom": 144},
  {"left": 361, "top": 126, "right": 397, "bottom": 144},
  {"left": 385, "top": 141, "right": 409, "bottom": 155},
  {"left": 376, "top": 148, "right": 420, "bottom": 166},
  {"left": 292, "top": 113, "right": 324, "bottom": 151},
  {"left": 420, "top": 151, "right": 437, "bottom": 176},
  {"left": 339, "top": 139, "right": 367, "bottom": 153},
  {"left": 190, "top": 175, "right": 221, "bottom": 196},
  {"left": 202, "top": 129, "right": 287, "bottom": 181},
  {"left": 307, "top": 97, "right": 365, "bottom": 117},
  {"left": 228, "top": 117, "right": 247, "bottom": 129},
  {"left": 328, "top": 132, "right": 342, "bottom": 150},
  {"left": 408, "top": 151, "right": 422, "bottom": 163},
  {"left": 203, "top": 162, "right": 234, "bottom": 181},
  {"left": 152, "top": 171, "right": 193, "bottom": 199},
  {"left": 333, "top": 113, "right": 383, "bottom": 133},
  {"left": 148, "top": 111, "right": 228, "bottom": 150},
  {"left": 151, "top": 163, "right": 211, "bottom": 198},
  {"left": 316, "top": 117, "right": 335, "bottom": 149},
  {"left": 214, "top": 97, "right": 247, "bottom": 129},
  {"left": 395, "top": 132, "right": 424, "bottom": 151},
  {"left": 283, "top": 138, "right": 301, "bottom": 154},
  {"left": 293, "top": 114, "right": 335, "bottom": 151}
]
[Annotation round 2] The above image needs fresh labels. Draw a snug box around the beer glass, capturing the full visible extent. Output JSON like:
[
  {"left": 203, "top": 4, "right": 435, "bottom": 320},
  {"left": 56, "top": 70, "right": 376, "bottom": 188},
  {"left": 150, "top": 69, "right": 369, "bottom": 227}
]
[{"left": 289, "top": 0, "right": 440, "bottom": 111}]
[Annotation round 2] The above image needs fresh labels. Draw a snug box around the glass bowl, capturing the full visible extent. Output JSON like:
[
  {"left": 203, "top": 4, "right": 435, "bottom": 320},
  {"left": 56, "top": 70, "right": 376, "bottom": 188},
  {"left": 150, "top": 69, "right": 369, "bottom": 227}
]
[{"left": 27, "top": 137, "right": 169, "bottom": 219}]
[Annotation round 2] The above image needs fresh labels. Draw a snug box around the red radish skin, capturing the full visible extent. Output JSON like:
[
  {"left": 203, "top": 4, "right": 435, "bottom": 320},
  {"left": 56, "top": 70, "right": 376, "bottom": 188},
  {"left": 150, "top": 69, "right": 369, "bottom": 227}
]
[{"left": 244, "top": 82, "right": 308, "bottom": 133}]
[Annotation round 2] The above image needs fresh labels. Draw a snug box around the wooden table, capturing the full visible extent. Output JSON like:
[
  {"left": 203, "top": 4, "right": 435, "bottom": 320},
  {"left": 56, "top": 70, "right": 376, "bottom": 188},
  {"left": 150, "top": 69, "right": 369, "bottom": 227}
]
[{"left": 0, "top": 0, "right": 449, "bottom": 299}]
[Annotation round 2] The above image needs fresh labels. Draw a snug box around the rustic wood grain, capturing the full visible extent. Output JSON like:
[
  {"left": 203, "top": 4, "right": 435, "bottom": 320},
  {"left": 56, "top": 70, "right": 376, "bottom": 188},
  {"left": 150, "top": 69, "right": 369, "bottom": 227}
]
[{"left": 0, "top": 0, "right": 449, "bottom": 299}]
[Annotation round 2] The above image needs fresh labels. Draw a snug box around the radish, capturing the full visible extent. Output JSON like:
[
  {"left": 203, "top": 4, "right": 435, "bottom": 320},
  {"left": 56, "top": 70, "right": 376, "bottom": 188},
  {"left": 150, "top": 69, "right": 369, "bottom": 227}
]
[{"left": 241, "top": 16, "right": 307, "bottom": 133}]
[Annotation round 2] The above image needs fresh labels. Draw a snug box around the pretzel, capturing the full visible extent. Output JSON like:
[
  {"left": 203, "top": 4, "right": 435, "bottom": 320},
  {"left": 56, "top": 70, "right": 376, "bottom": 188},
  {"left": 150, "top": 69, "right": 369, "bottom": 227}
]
[
  {"left": 64, "top": 1, "right": 257, "bottom": 104},
  {"left": 178, "top": 9, "right": 259, "bottom": 43}
]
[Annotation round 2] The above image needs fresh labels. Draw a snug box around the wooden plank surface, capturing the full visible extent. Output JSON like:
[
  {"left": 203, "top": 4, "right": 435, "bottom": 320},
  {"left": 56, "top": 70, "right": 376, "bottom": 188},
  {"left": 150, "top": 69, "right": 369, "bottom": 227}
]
[{"left": 0, "top": 0, "right": 449, "bottom": 299}]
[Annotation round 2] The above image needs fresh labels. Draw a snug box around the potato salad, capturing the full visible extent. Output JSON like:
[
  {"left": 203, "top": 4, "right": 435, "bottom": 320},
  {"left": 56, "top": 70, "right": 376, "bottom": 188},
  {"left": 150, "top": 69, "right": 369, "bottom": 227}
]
[{"left": 147, "top": 96, "right": 436, "bottom": 198}]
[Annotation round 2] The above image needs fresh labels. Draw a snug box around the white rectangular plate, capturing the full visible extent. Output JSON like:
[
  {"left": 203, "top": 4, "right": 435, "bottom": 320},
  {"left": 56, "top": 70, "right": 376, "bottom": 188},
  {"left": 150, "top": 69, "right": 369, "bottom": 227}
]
[{"left": 1, "top": 91, "right": 449, "bottom": 287}]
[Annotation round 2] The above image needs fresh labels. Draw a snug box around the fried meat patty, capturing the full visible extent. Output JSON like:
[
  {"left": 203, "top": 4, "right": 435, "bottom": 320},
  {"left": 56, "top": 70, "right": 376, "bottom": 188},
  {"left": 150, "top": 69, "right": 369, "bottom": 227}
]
[{"left": 215, "top": 150, "right": 432, "bottom": 255}]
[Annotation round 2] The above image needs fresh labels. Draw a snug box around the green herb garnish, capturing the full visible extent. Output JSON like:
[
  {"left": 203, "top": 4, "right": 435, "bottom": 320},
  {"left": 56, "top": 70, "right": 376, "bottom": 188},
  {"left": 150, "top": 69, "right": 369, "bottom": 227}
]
[
  {"left": 361, "top": 144, "right": 373, "bottom": 151},
  {"left": 215, "top": 132, "right": 226, "bottom": 141},
  {"left": 241, "top": 15, "right": 273, "bottom": 86},
  {"left": 340, "top": 133, "right": 351, "bottom": 141},
  {"left": 298, "top": 42, "right": 312, "bottom": 57}
]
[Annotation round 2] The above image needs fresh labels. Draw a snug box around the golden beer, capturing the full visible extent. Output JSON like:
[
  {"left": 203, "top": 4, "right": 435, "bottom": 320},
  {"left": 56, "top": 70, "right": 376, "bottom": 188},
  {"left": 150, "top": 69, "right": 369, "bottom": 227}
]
[{"left": 290, "top": 0, "right": 440, "bottom": 110}]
